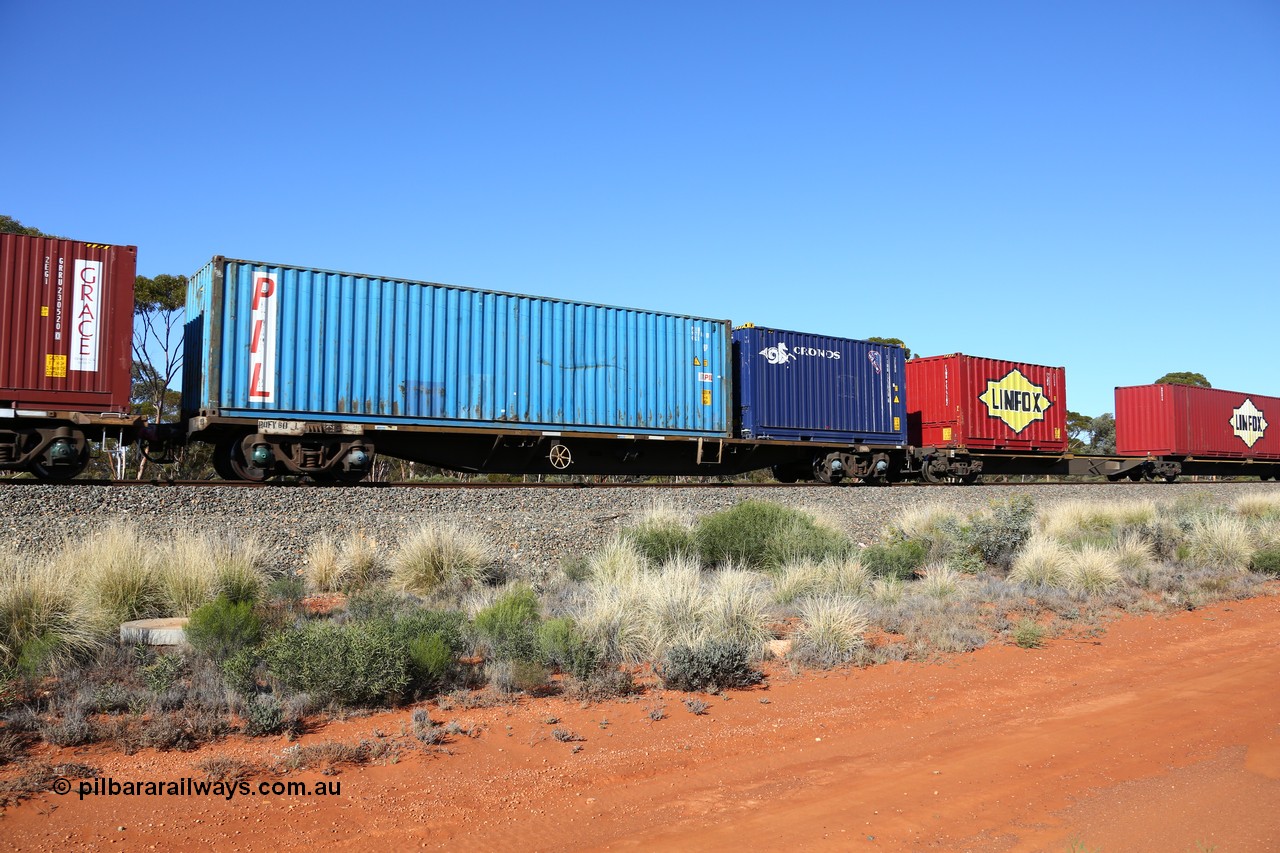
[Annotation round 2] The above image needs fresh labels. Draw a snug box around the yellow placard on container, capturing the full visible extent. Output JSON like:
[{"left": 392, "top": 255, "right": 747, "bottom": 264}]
[
  {"left": 893, "top": 416, "right": 901, "bottom": 431},
  {"left": 701, "top": 390, "right": 711, "bottom": 405},
  {"left": 46, "top": 354, "right": 67, "bottom": 378},
  {"left": 41, "top": 306, "right": 49, "bottom": 317},
  {"left": 942, "top": 427, "right": 952, "bottom": 441}
]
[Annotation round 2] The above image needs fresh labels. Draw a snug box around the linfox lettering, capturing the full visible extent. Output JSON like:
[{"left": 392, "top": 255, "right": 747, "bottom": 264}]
[{"left": 992, "top": 390, "right": 1046, "bottom": 413}]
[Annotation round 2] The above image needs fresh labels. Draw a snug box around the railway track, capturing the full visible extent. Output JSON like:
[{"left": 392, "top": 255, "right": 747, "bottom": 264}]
[{"left": 0, "top": 477, "right": 1221, "bottom": 489}]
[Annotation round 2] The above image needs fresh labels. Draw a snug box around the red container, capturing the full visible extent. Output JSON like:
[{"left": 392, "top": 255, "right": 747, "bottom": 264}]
[
  {"left": 906, "top": 353, "right": 1068, "bottom": 452},
  {"left": 1115, "top": 384, "right": 1280, "bottom": 460},
  {"left": 0, "top": 233, "right": 136, "bottom": 413}
]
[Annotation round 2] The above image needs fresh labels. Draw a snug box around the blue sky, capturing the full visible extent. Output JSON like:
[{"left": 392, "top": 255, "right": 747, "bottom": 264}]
[{"left": 4, "top": 1, "right": 1277, "bottom": 417}]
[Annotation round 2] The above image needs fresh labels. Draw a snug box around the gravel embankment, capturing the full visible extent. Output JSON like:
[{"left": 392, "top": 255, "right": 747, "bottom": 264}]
[{"left": 1, "top": 481, "right": 1274, "bottom": 582}]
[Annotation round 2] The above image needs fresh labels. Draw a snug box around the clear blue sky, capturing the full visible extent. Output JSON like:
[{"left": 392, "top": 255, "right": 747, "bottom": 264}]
[{"left": 4, "top": 1, "right": 1277, "bottom": 417}]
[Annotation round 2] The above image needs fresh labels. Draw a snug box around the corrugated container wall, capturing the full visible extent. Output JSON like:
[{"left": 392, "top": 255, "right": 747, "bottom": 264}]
[
  {"left": 0, "top": 233, "right": 136, "bottom": 412},
  {"left": 183, "top": 258, "right": 731, "bottom": 436},
  {"left": 1115, "top": 384, "right": 1280, "bottom": 460},
  {"left": 906, "top": 354, "right": 1068, "bottom": 452},
  {"left": 733, "top": 327, "right": 907, "bottom": 444}
]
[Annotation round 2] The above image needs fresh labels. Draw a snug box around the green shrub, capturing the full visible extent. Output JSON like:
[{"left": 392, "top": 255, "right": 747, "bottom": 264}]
[
  {"left": 474, "top": 586, "right": 540, "bottom": 663},
  {"left": 1250, "top": 546, "right": 1280, "bottom": 575},
  {"left": 220, "top": 649, "right": 260, "bottom": 697},
  {"left": 242, "top": 694, "right": 284, "bottom": 736},
  {"left": 407, "top": 633, "right": 455, "bottom": 689},
  {"left": 860, "top": 539, "right": 928, "bottom": 580},
  {"left": 266, "top": 576, "right": 306, "bottom": 609},
  {"left": 263, "top": 622, "right": 409, "bottom": 706},
  {"left": 624, "top": 519, "right": 696, "bottom": 566},
  {"left": 537, "top": 617, "right": 599, "bottom": 681},
  {"left": 345, "top": 588, "right": 420, "bottom": 622},
  {"left": 694, "top": 500, "right": 849, "bottom": 570},
  {"left": 142, "top": 654, "right": 185, "bottom": 694},
  {"left": 1013, "top": 619, "right": 1046, "bottom": 649},
  {"left": 964, "top": 495, "right": 1035, "bottom": 570},
  {"left": 185, "top": 597, "right": 262, "bottom": 662},
  {"left": 658, "top": 641, "right": 763, "bottom": 692}
]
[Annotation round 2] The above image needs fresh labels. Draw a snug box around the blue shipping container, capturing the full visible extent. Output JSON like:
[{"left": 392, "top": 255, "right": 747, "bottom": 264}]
[
  {"left": 183, "top": 258, "right": 731, "bottom": 437},
  {"left": 733, "top": 327, "right": 907, "bottom": 444}
]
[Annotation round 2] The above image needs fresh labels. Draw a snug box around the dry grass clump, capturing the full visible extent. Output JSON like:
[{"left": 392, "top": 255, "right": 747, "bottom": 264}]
[
  {"left": 1038, "top": 499, "right": 1157, "bottom": 543},
  {"left": 0, "top": 559, "right": 105, "bottom": 673},
  {"left": 1064, "top": 545, "right": 1122, "bottom": 594},
  {"left": 791, "top": 596, "right": 869, "bottom": 668},
  {"left": 1234, "top": 492, "right": 1280, "bottom": 520},
  {"left": 1009, "top": 536, "right": 1070, "bottom": 587},
  {"left": 917, "top": 564, "right": 963, "bottom": 600},
  {"left": 702, "top": 569, "right": 772, "bottom": 653},
  {"left": 771, "top": 560, "right": 825, "bottom": 605},
  {"left": 391, "top": 522, "right": 494, "bottom": 595},
  {"left": 304, "top": 536, "right": 344, "bottom": 593},
  {"left": 587, "top": 536, "right": 648, "bottom": 585},
  {"left": 341, "top": 531, "right": 384, "bottom": 591},
  {"left": 1185, "top": 515, "right": 1255, "bottom": 572},
  {"left": 574, "top": 575, "right": 647, "bottom": 664},
  {"left": 54, "top": 524, "right": 163, "bottom": 625},
  {"left": 153, "top": 531, "right": 269, "bottom": 615},
  {"left": 771, "top": 556, "right": 870, "bottom": 605},
  {"left": 870, "top": 576, "right": 905, "bottom": 605},
  {"left": 1112, "top": 533, "right": 1155, "bottom": 578},
  {"left": 639, "top": 556, "right": 707, "bottom": 657},
  {"left": 888, "top": 503, "right": 965, "bottom": 558}
]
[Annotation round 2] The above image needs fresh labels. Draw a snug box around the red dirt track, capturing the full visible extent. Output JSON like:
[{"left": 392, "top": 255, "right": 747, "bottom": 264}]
[{"left": 4, "top": 594, "right": 1279, "bottom": 852}]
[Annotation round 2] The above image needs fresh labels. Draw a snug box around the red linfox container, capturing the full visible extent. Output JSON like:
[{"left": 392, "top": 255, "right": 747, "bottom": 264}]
[
  {"left": 0, "top": 233, "right": 136, "bottom": 413},
  {"left": 906, "top": 353, "right": 1068, "bottom": 452},
  {"left": 1115, "top": 384, "right": 1280, "bottom": 460}
]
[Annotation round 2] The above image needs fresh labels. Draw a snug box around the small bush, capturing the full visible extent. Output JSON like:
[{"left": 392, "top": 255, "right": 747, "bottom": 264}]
[
  {"left": 142, "top": 653, "right": 185, "bottom": 694},
  {"left": 407, "top": 633, "right": 455, "bottom": 689},
  {"left": 263, "top": 622, "right": 409, "bottom": 706},
  {"left": 486, "top": 658, "right": 548, "bottom": 693},
  {"left": 694, "top": 500, "right": 848, "bottom": 570},
  {"left": 474, "top": 586, "right": 540, "bottom": 663},
  {"left": 266, "top": 576, "right": 305, "bottom": 609},
  {"left": 537, "top": 618, "right": 598, "bottom": 681},
  {"left": 624, "top": 507, "right": 696, "bottom": 566},
  {"left": 345, "top": 588, "right": 420, "bottom": 622},
  {"left": 392, "top": 523, "right": 494, "bottom": 595},
  {"left": 683, "top": 697, "right": 709, "bottom": 715},
  {"left": 1250, "top": 546, "right": 1280, "bottom": 575},
  {"left": 965, "top": 495, "right": 1035, "bottom": 570},
  {"left": 185, "top": 597, "right": 262, "bottom": 662},
  {"left": 242, "top": 694, "right": 284, "bottom": 736},
  {"left": 791, "top": 596, "right": 869, "bottom": 668},
  {"left": 40, "top": 709, "right": 95, "bottom": 747},
  {"left": 1013, "top": 619, "right": 1047, "bottom": 649},
  {"left": 220, "top": 649, "right": 260, "bottom": 698},
  {"left": 658, "top": 641, "right": 762, "bottom": 692},
  {"left": 860, "top": 540, "right": 927, "bottom": 580}
]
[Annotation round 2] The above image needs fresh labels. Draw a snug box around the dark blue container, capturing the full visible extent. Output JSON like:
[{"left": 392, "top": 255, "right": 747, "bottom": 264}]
[{"left": 733, "top": 326, "right": 907, "bottom": 445}]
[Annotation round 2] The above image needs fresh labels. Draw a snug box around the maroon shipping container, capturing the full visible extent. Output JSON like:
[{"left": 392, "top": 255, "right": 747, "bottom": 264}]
[
  {"left": 1115, "top": 384, "right": 1280, "bottom": 460},
  {"left": 906, "top": 353, "right": 1068, "bottom": 452},
  {"left": 0, "top": 233, "right": 136, "bottom": 413}
]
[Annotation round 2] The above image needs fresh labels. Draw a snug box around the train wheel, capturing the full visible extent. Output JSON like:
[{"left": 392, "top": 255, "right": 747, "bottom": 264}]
[
  {"left": 30, "top": 438, "right": 89, "bottom": 483},
  {"left": 221, "top": 435, "right": 269, "bottom": 482},
  {"left": 213, "top": 437, "right": 241, "bottom": 480},
  {"left": 771, "top": 465, "right": 799, "bottom": 484},
  {"left": 920, "top": 456, "right": 946, "bottom": 485}
]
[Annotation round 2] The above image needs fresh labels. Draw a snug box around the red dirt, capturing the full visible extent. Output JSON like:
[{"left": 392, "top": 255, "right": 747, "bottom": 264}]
[{"left": 4, "top": 594, "right": 1279, "bottom": 852}]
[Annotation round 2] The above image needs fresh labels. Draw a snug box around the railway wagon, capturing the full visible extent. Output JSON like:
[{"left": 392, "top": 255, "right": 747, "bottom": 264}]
[
  {"left": 905, "top": 353, "right": 1067, "bottom": 483},
  {"left": 733, "top": 326, "right": 907, "bottom": 484},
  {"left": 0, "top": 232, "right": 142, "bottom": 480},
  {"left": 181, "top": 256, "right": 736, "bottom": 481},
  {"left": 1115, "top": 384, "right": 1280, "bottom": 480}
]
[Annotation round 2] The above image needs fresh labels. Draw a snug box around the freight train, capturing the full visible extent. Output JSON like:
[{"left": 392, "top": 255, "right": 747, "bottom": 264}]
[{"left": 2, "top": 231, "right": 1278, "bottom": 485}]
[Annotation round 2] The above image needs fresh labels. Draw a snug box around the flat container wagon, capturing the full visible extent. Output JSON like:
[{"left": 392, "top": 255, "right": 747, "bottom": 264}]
[
  {"left": 906, "top": 353, "right": 1067, "bottom": 453},
  {"left": 182, "top": 256, "right": 732, "bottom": 480},
  {"left": 0, "top": 233, "right": 139, "bottom": 479},
  {"left": 1115, "top": 384, "right": 1280, "bottom": 462}
]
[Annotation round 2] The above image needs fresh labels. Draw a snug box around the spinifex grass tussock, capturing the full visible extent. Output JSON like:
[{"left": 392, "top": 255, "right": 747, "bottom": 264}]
[
  {"left": 1009, "top": 536, "right": 1070, "bottom": 587},
  {"left": 887, "top": 503, "right": 966, "bottom": 560},
  {"left": 870, "top": 576, "right": 904, "bottom": 605},
  {"left": 392, "top": 522, "right": 495, "bottom": 595},
  {"left": 1013, "top": 619, "right": 1047, "bottom": 649},
  {"left": 575, "top": 574, "right": 647, "bottom": 665},
  {"left": 638, "top": 556, "right": 707, "bottom": 658},
  {"left": 1038, "top": 499, "right": 1158, "bottom": 543},
  {"left": 771, "top": 556, "right": 870, "bottom": 605},
  {"left": 917, "top": 564, "right": 963, "bottom": 600},
  {"left": 1234, "top": 492, "right": 1280, "bottom": 520},
  {"left": 0, "top": 559, "right": 105, "bottom": 675},
  {"left": 694, "top": 500, "right": 849, "bottom": 570},
  {"left": 771, "top": 559, "right": 825, "bottom": 605},
  {"left": 1185, "top": 515, "right": 1255, "bottom": 572},
  {"left": 791, "top": 595, "right": 869, "bottom": 668},
  {"left": 1111, "top": 533, "right": 1155, "bottom": 579},
  {"left": 341, "top": 530, "right": 384, "bottom": 592},
  {"left": 587, "top": 536, "right": 648, "bottom": 584},
  {"left": 55, "top": 523, "right": 163, "bottom": 625},
  {"left": 702, "top": 569, "right": 772, "bottom": 653},
  {"left": 155, "top": 532, "right": 268, "bottom": 616},
  {"left": 304, "top": 536, "right": 344, "bottom": 593},
  {"left": 1064, "top": 545, "right": 1122, "bottom": 594}
]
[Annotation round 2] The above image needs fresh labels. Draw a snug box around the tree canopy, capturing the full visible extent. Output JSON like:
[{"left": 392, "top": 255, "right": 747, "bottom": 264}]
[
  {"left": 1154, "top": 371, "right": 1211, "bottom": 388},
  {"left": 0, "top": 215, "right": 51, "bottom": 237},
  {"left": 866, "top": 336, "right": 913, "bottom": 360}
]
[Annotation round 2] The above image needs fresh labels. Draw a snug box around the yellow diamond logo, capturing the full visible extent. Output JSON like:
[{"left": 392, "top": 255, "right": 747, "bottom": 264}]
[
  {"left": 979, "top": 369, "right": 1052, "bottom": 434},
  {"left": 1230, "top": 399, "right": 1268, "bottom": 448}
]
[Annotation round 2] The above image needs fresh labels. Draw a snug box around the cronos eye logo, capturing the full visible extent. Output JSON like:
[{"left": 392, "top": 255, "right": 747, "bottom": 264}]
[
  {"left": 979, "top": 369, "right": 1052, "bottom": 434},
  {"left": 1230, "top": 399, "right": 1268, "bottom": 448},
  {"left": 759, "top": 342, "right": 796, "bottom": 365}
]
